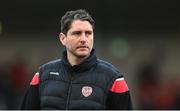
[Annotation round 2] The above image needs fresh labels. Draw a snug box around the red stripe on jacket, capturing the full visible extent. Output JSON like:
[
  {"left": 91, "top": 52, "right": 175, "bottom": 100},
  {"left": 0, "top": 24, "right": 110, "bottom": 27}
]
[
  {"left": 110, "top": 78, "right": 129, "bottom": 93},
  {"left": 30, "top": 72, "right": 39, "bottom": 85}
]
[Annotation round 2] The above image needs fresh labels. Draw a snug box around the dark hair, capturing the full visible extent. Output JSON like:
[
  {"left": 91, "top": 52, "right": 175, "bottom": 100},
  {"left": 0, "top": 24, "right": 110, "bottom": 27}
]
[{"left": 60, "top": 9, "right": 95, "bottom": 35}]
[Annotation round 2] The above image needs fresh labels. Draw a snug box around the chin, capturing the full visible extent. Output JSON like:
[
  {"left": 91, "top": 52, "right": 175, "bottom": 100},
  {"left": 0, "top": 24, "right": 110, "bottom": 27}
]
[{"left": 76, "top": 52, "right": 90, "bottom": 58}]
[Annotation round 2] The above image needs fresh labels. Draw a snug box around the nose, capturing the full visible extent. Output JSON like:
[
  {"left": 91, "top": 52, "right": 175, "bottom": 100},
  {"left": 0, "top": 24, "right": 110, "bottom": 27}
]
[{"left": 79, "top": 33, "right": 87, "bottom": 42}]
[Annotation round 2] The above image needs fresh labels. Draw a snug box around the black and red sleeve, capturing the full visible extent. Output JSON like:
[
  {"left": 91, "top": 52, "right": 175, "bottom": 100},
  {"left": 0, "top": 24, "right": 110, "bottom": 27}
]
[
  {"left": 20, "top": 72, "right": 40, "bottom": 109},
  {"left": 106, "top": 76, "right": 133, "bottom": 109}
]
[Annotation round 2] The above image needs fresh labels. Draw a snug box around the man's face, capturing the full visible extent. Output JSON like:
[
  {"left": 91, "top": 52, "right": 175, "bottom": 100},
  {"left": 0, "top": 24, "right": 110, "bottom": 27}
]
[{"left": 60, "top": 19, "right": 94, "bottom": 59}]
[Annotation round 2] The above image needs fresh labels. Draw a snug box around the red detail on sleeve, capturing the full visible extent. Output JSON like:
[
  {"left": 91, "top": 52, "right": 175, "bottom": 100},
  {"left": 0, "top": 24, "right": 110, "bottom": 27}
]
[
  {"left": 30, "top": 72, "right": 39, "bottom": 85},
  {"left": 110, "top": 78, "right": 129, "bottom": 93}
]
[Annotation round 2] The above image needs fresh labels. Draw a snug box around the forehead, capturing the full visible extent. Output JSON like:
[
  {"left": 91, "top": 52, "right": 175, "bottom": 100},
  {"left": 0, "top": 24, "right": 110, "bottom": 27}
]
[{"left": 69, "top": 20, "right": 93, "bottom": 31}]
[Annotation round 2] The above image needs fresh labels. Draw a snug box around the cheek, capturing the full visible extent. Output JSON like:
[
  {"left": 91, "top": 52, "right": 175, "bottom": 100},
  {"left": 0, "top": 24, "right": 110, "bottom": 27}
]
[
  {"left": 66, "top": 39, "right": 76, "bottom": 48},
  {"left": 90, "top": 38, "right": 94, "bottom": 45}
]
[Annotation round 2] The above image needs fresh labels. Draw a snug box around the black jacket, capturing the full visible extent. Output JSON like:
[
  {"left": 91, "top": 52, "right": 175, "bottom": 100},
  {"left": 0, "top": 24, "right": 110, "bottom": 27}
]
[{"left": 21, "top": 49, "right": 132, "bottom": 109}]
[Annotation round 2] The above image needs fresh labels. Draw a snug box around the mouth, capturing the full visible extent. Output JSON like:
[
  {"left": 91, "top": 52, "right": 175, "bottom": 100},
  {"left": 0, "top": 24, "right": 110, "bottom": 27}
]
[
  {"left": 77, "top": 46, "right": 88, "bottom": 48},
  {"left": 76, "top": 46, "right": 89, "bottom": 50}
]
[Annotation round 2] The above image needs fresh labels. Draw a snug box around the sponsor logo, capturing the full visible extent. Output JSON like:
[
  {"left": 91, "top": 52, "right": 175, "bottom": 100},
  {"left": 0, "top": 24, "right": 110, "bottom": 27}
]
[
  {"left": 49, "top": 72, "right": 59, "bottom": 76},
  {"left": 82, "top": 86, "right": 93, "bottom": 97}
]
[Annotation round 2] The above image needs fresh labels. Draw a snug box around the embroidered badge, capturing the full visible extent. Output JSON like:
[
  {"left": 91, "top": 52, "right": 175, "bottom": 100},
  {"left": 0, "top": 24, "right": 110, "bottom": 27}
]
[{"left": 82, "top": 86, "right": 93, "bottom": 97}]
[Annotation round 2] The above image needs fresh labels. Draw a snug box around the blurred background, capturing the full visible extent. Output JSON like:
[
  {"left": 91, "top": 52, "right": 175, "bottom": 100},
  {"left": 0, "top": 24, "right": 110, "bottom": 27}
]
[{"left": 0, "top": 0, "right": 179, "bottom": 109}]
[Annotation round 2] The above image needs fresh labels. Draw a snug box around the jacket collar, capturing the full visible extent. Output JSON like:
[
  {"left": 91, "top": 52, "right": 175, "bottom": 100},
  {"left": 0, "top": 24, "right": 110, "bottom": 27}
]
[{"left": 61, "top": 49, "right": 97, "bottom": 72}]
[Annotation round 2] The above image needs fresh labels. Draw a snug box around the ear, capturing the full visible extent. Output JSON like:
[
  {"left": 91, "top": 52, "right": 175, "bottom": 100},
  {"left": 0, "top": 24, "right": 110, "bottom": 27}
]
[{"left": 59, "top": 33, "right": 66, "bottom": 46}]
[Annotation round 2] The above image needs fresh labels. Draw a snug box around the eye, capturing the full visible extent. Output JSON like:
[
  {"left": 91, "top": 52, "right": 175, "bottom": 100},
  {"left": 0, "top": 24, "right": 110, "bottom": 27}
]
[
  {"left": 72, "top": 31, "right": 81, "bottom": 35},
  {"left": 85, "top": 31, "right": 92, "bottom": 36}
]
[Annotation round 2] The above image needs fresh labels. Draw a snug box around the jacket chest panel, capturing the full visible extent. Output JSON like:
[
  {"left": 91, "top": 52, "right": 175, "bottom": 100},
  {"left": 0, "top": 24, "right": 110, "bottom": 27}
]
[
  {"left": 39, "top": 65, "right": 110, "bottom": 109},
  {"left": 40, "top": 72, "right": 107, "bottom": 109},
  {"left": 40, "top": 78, "right": 106, "bottom": 101}
]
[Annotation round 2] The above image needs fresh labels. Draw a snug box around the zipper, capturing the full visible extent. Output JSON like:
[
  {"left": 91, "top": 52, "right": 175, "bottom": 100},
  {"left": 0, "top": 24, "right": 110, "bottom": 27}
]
[{"left": 66, "top": 72, "right": 72, "bottom": 109}]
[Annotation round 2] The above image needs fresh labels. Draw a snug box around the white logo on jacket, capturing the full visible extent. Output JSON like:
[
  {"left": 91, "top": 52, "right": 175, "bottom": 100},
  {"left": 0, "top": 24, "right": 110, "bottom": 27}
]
[
  {"left": 82, "top": 86, "right": 93, "bottom": 97},
  {"left": 49, "top": 72, "right": 59, "bottom": 75}
]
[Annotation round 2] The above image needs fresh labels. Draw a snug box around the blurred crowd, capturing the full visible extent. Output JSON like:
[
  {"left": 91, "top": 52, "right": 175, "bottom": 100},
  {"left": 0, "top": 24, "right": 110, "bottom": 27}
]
[
  {"left": 135, "top": 54, "right": 180, "bottom": 109},
  {"left": 0, "top": 56, "right": 29, "bottom": 109}
]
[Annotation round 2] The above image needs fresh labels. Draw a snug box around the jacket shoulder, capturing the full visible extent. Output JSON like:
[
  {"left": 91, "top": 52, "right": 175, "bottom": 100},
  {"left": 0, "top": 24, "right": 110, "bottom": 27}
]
[
  {"left": 96, "top": 59, "right": 123, "bottom": 91},
  {"left": 96, "top": 59, "right": 122, "bottom": 77},
  {"left": 39, "top": 59, "right": 62, "bottom": 70},
  {"left": 38, "top": 59, "right": 62, "bottom": 79}
]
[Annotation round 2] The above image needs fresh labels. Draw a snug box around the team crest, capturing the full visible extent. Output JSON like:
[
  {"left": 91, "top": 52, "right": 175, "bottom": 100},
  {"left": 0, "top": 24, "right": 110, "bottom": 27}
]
[{"left": 82, "top": 86, "right": 92, "bottom": 97}]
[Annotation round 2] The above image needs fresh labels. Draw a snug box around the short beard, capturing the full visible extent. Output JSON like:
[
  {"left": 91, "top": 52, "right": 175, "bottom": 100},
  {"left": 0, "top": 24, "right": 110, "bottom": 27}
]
[
  {"left": 73, "top": 51, "right": 90, "bottom": 59},
  {"left": 68, "top": 48, "right": 90, "bottom": 59}
]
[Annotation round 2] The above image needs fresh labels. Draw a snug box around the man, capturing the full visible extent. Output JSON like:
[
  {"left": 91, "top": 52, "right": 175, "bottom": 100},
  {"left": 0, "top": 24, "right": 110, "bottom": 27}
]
[{"left": 21, "top": 9, "right": 132, "bottom": 110}]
